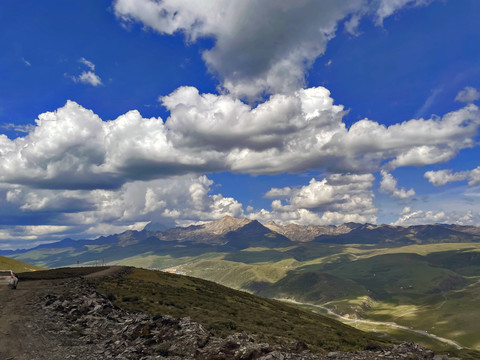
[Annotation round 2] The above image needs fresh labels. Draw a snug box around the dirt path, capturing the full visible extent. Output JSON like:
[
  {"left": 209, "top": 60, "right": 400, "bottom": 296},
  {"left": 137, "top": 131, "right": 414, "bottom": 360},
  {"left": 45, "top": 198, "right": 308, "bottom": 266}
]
[
  {"left": 276, "top": 298, "right": 464, "bottom": 350},
  {"left": 0, "top": 267, "right": 127, "bottom": 360},
  {"left": 0, "top": 279, "right": 68, "bottom": 359},
  {"left": 81, "top": 265, "right": 126, "bottom": 279}
]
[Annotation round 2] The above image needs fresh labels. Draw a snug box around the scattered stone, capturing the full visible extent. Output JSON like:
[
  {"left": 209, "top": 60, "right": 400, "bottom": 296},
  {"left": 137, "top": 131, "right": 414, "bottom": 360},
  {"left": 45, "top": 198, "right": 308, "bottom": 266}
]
[{"left": 32, "top": 278, "right": 462, "bottom": 359}]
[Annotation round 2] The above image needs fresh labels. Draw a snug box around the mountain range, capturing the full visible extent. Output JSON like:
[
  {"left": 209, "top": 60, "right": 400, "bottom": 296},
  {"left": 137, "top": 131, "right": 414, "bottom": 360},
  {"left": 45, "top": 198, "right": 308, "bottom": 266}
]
[{"left": 4, "top": 216, "right": 480, "bottom": 256}]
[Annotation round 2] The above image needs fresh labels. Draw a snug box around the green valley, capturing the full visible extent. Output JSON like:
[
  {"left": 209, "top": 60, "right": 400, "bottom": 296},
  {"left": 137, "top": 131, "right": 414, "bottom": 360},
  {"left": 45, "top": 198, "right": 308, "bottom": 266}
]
[{"left": 178, "top": 243, "right": 480, "bottom": 352}]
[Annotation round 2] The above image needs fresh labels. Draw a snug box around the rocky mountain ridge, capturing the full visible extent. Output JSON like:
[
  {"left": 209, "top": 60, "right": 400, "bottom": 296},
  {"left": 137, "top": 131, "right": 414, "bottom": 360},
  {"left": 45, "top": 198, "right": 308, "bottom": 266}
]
[
  {"left": 264, "top": 221, "right": 361, "bottom": 242},
  {"left": 154, "top": 216, "right": 258, "bottom": 245},
  {"left": 3, "top": 217, "right": 480, "bottom": 258},
  {"left": 3, "top": 216, "right": 480, "bottom": 272}
]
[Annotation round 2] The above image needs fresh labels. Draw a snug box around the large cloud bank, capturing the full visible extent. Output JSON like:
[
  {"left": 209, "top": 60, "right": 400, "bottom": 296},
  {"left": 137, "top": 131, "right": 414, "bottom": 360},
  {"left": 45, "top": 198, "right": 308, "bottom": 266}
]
[
  {"left": 1, "top": 90, "right": 478, "bottom": 190},
  {"left": 1, "top": 175, "right": 243, "bottom": 248}
]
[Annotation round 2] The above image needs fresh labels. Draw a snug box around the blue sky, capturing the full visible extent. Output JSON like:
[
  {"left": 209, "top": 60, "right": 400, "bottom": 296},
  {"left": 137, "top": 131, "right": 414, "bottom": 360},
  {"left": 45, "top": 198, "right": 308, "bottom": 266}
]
[{"left": 1, "top": 0, "right": 480, "bottom": 249}]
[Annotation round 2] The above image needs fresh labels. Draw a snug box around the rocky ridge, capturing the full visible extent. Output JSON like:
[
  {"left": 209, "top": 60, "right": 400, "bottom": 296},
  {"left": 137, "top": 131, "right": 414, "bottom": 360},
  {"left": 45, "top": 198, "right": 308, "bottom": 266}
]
[
  {"left": 34, "top": 277, "right": 460, "bottom": 360},
  {"left": 264, "top": 222, "right": 359, "bottom": 242},
  {"left": 4, "top": 217, "right": 480, "bottom": 261},
  {"left": 154, "top": 216, "right": 254, "bottom": 245}
]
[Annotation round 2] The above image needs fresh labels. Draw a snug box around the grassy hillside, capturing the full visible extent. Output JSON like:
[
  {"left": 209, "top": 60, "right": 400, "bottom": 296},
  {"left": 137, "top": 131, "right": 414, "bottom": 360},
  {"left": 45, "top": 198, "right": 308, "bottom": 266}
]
[
  {"left": 17, "top": 266, "right": 109, "bottom": 280},
  {"left": 322, "top": 253, "right": 465, "bottom": 301},
  {"left": 0, "top": 255, "right": 45, "bottom": 272},
  {"left": 10, "top": 265, "right": 478, "bottom": 359},
  {"left": 171, "top": 244, "right": 480, "bottom": 352},
  {"left": 253, "top": 271, "right": 367, "bottom": 305},
  {"left": 91, "top": 267, "right": 386, "bottom": 354}
]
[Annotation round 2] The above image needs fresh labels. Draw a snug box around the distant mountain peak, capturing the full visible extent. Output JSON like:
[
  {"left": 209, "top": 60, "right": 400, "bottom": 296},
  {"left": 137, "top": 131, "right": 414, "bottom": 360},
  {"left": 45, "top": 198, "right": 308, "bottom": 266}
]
[
  {"left": 143, "top": 222, "right": 169, "bottom": 232},
  {"left": 202, "top": 216, "right": 253, "bottom": 235}
]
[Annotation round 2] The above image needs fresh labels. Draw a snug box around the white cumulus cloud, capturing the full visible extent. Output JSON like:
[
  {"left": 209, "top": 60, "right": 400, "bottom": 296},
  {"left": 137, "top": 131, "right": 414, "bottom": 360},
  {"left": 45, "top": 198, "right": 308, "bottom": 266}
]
[
  {"left": 80, "top": 57, "right": 95, "bottom": 71},
  {"left": 74, "top": 71, "right": 102, "bottom": 86},
  {"left": 375, "top": 0, "right": 432, "bottom": 25},
  {"left": 264, "top": 187, "right": 292, "bottom": 199},
  {"left": 424, "top": 169, "right": 469, "bottom": 186},
  {"left": 163, "top": 87, "right": 480, "bottom": 175},
  {"left": 425, "top": 166, "right": 480, "bottom": 187},
  {"left": 343, "top": 104, "right": 480, "bottom": 170},
  {"left": 250, "top": 173, "right": 377, "bottom": 225},
  {"left": 63, "top": 175, "right": 244, "bottom": 228},
  {"left": 379, "top": 170, "right": 415, "bottom": 198},
  {"left": 393, "top": 208, "right": 480, "bottom": 226},
  {"left": 455, "top": 86, "right": 480, "bottom": 103},
  {"left": 114, "top": 0, "right": 433, "bottom": 99},
  {"left": 70, "top": 58, "right": 102, "bottom": 86}
]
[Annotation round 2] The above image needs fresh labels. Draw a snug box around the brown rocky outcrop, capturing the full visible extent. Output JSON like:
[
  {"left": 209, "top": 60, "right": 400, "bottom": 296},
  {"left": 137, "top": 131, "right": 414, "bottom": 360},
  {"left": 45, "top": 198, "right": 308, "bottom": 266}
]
[{"left": 34, "top": 278, "right": 460, "bottom": 360}]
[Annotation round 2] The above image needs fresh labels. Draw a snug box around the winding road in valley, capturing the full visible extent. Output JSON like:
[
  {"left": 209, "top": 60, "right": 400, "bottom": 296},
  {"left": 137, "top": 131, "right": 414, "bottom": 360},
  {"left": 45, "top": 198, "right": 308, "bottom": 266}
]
[{"left": 276, "top": 298, "right": 464, "bottom": 350}]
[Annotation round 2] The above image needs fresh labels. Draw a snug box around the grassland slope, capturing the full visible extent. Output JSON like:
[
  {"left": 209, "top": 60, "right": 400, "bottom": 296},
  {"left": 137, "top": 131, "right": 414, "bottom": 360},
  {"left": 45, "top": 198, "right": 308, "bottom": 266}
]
[
  {"left": 0, "top": 255, "right": 45, "bottom": 273},
  {"left": 91, "top": 267, "right": 386, "bottom": 354}
]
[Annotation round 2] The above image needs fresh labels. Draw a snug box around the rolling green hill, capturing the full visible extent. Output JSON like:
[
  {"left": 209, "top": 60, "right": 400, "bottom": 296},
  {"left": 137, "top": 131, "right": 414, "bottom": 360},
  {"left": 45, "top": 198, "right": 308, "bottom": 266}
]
[
  {"left": 252, "top": 271, "right": 367, "bottom": 305},
  {"left": 90, "top": 267, "right": 386, "bottom": 354},
  {"left": 0, "top": 255, "right": 45, "bottom": 273}
]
